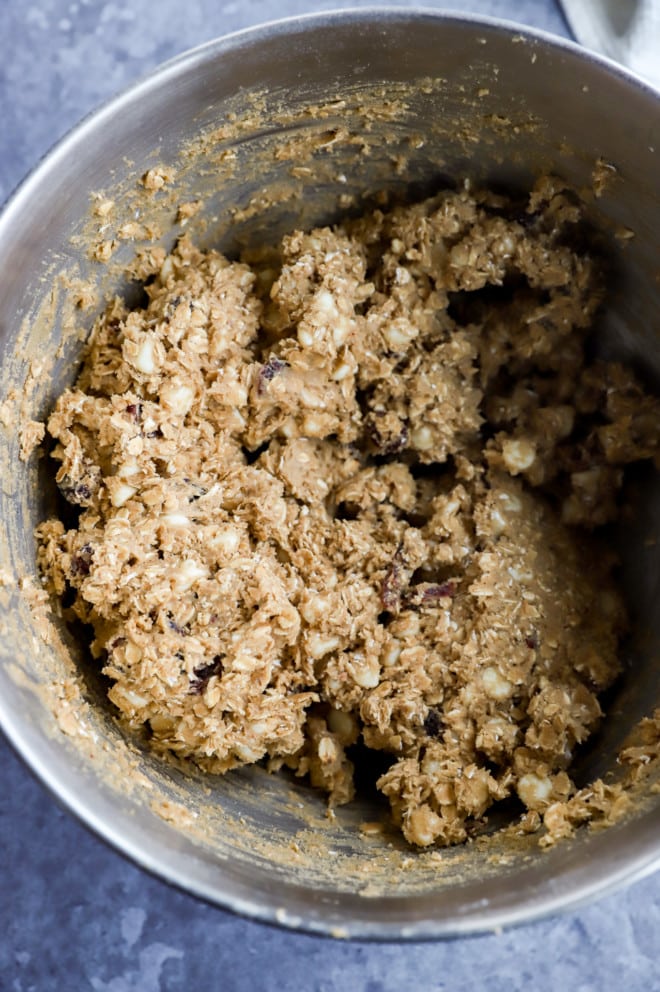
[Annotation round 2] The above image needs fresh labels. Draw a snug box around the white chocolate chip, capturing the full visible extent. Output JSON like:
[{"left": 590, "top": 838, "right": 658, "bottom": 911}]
[
  {"left": 332, "top": 321, "right": 351, "bottom": 347},
  {"left": 494, "top": 233, "right": 516, "bottom": 258},
  {"left": 411, "top": 425, "right": 434, "bottom": 451},
  {"left": 299, "top": 386, "right": 325, "bottom": 409},
  {"left": 160, "top": 382, "right": 195, "bottom": 416},
  {"left": 134, "top": 337, "right": 157, "bottom": 375},
  {"left": 119, "top": 688, "right": 149, "bottom": 709},
  {"left": 327, "top": 708, "right": 358, "bottom": 741},
  {"left": 352, "top": 656, "right": 380, "bottom": 689},
  {"left": 110, "top": 482, "right": 137, "bottom": 507},
  {"left": 517, "top": 773, "right": 553, "bottom": 809},
  {"left": 119, "top": 460, "right": 140, "bottom": 478},
  {"left": 210, "top": 527, "right": 241, "bottom": 554},
  {"left": 405, "top": 805, "right": 443, "bottom": 847},
  {"left": 501, "top": 438, "right": 536, "bottom": 474},
  {"left": 159, "top": 255, "right": 174, "bottom": 281},
  {"left": 507, "top": 566, "right": 532, "bottom": 583},
  {"left": 318, "top": 736, "right": 338, "bottom": 763},
  {"left": 302, "top": 413, "right": 327, "bottom": 436},
  {"left": 490, "top": 506, "right": 508, "bottom": 536},
  {"left": 124, "top": 640, "right": 142, "bottom": 665},
  {"left": 382, "top": 642, "right": 402, "bottom": 667},
  {"left": 316, "top": 289, "right": 338, "bottom": 317},
  {"left": 249, "top": 721, "right": 272, "bottom": 738},
  {"left": 172, "top": 559, "right": 208, "bottom": 591},
  {"left": 383, "top": 319, "right": 418, "bottom": 349},
  {"left": 161, "top": 513, "right": 189, "bottom": 528},
  {"left": 300, "top": 593, "right": 331, "bottom": 625},
  {"left": 482, "top": 666, "right": 513, "bottom": 700},
  {"left": 307, "top": 633, "right": 341, "bottom": 659},
  {"left": 332, "top": 361, "right": 353, "bottom": 382},
  {"left": 499, "top": 492, "right": 522, "bottom": 513},
  {"left": 233, "top": 742, "right": 263, "bottom": 763}
]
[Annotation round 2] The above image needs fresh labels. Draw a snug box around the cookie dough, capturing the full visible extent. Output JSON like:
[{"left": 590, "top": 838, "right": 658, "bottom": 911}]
[{"left": 37, "top": 176, "right": 660, "bottom": 847}]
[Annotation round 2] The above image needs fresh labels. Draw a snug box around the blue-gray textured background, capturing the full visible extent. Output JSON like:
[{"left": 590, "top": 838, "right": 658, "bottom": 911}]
[{"left": 1, "top": 2, "right": 658, "bottom": 989}]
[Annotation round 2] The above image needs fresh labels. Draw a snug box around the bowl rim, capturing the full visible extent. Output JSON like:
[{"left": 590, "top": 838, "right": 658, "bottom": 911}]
[
  {"left": 0, "top": 2, "right": 659, "bottom": 220},
  {"left": 0, "top": 6, "right": 659, "bottom": 940}
]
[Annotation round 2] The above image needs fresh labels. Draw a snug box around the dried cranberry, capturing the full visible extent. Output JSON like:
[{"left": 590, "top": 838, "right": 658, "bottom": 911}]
[
  {"left": 424, "top": 710, "right": 444, "bottom": 739},
  {"left": 402, "top": 581, "right": 457, "bottom": 608},
  {"left": 70, "top": 543, "right": 94, "bottom": 577},
  {"left": 367, "top": 414, "right": 409, "bottom": 455},
  {"left": 189, "top": 656, "right": 224, "bottom": 695},
  {"left": 58, "top": 480, "right": 92, "bottom": 505},
  {"left": 380, "top": 560, "right": 402, "bottom": 613},
  {"left": 167, "top": 617, "right": 189, "bottom": 636},
  {"left": 421, "top": 582, "right": 456, "bottom": 602},
  {"left": 257, "top": 356, "right": 289, "bottom": 394}
]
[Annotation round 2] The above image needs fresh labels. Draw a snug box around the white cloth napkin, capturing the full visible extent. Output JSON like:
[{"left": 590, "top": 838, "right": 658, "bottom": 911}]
[{"left": 559, "top": 0, "right": 660, "bottom": 89}]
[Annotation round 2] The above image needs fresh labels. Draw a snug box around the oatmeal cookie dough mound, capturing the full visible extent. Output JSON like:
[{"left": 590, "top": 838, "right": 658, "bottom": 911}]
[{"left": 38, "top": 176, "right": 660, "bottom": 847}]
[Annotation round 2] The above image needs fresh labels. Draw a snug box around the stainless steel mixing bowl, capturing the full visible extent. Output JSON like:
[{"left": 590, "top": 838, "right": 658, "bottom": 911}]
[{"left": 0, "top": 10, "right": 659, "bottom": 939}]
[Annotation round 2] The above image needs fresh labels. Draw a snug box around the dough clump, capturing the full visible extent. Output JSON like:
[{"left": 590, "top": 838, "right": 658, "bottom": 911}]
[{"left": 37, "top": 177, "right": 660, "bottom": 847}]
